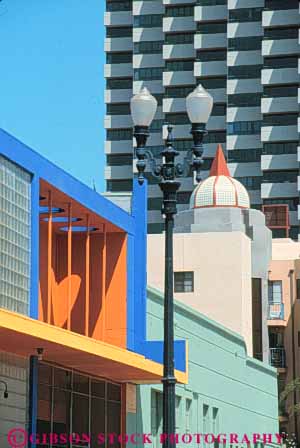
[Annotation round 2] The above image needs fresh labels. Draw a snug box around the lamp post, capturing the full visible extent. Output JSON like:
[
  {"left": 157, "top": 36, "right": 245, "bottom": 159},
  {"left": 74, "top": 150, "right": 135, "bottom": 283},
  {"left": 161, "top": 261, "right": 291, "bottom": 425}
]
[{"left": 131, "top": 85, "right": 213, "bottom": 448}]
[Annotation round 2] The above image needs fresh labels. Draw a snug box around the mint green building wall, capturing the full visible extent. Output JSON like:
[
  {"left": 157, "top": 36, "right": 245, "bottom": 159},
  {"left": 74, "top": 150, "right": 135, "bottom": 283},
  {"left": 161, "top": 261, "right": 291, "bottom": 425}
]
[{"left": 127, "top": 287, "right": 279, "bottom": 446}]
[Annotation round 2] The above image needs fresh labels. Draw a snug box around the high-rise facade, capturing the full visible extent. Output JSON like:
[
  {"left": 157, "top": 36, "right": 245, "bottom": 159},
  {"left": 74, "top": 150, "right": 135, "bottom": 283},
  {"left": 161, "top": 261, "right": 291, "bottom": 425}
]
[{"left": 104, "top": 0, "right": 300, "bottom": 236}]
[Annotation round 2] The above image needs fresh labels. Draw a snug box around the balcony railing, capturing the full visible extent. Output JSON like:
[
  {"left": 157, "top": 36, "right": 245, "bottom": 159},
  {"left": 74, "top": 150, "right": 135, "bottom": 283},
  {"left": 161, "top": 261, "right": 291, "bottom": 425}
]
[
  {"left": 269, "top": 348, "right": 286, "bottom": 368},
  {"left": 268, "top": 302, "right": 284, "bottom": 320}
]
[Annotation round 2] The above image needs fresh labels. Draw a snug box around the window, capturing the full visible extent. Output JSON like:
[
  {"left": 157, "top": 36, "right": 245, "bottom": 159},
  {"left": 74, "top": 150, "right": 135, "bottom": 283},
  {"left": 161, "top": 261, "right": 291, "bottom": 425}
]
[
  {"left": 106, "top": 154, "right": 133, "bottom": 166},
  {"left": 134, "top": 67, "right": 163, "bottom": 80},
  {"left": 148, "top": 197, "right": 162, "bottom": 210},
  {"left": 197, "top": 22, "right": 226, "bottom": 34},
  {"left": 106, "top": 27, "right": 132, "bottom": 38},
  {"left": 227, "top": 121, "right": 261, "bottom": 135},
  {"left": 236, "top": 176, "right": 261, "bottom": 190},
  {"left": 228, "top": 36, "right": 261, "bottom": 51},
  {"left": 165, "top": 5, "right": 194, "bottom": 17},
  {"left": 228, "top": 65, "right": 261, "bottom": 79},
  {"left": 297, "top": 279, "right": 300, "bottom": 300},
  {"left": 148, "top": 223, "right": 164, "bottom": 234},
  {"left": 174, "top": 139, "right": 192, "bottom": 151},
  {"left": 150, "top": 119, "right": 164, "bottom": 133},
  {"left": 264, "top": 27, "right": 298, "bottom": 40},
  {"left": 203, "top": 404, "right": 209, "bottom": 435},
  {"left": 106, "top": 78, "right": 132, "bottom": 90},
  {"left": 0, "top": 156, "right": 31, "bottom": 315},
  {"left": 165, "top": 113, "right": 189, "bottom": 125},
  {"left": 197, "top": 77, "right": 226, "bottom": 89},
  {"left": 197, "top": 0, "right": 226, "bottom": 4},
  {"left": 263, "top": 170, "right": 298, "bottom": 183},
  {"left": 268, "top": 281, "right": 282, "bottom": 304},
  {"left": 263, "top": 113, "right": 298, "bottom": 126},
  {"left": 264, "top": 198, "right": 299, "bottom": 211},
  {"left": 264, "top": 84, "right": 298, "bottom": 98},
  {"left": 263, "top": 141, "right": 298, "bottom": 155},
  {"left": 177, "top": 192, "right": 192, "bottom": 204},
  {"left": 106, "top": 52, "right": 132, "bottom": 64},
  {"left": 185, "top": 399, "right": 192, "bottom": 434},
  {"left": 196, "top": 49, "right": 226, "bottom": 61},
  {"left": 107, "top": 128, "right": 132, "bottom": 141},
  {"left": 202, "top": 158, "right": 213, "bottom": 170},
  {"left": 165, "top": 59, "right": 194, "bottom": 72},
  {"left": 106, "top": 0, "right": 131, "bottom": 12},
  {"left": 228, "top": 93, "right": 260, "bottom": 107},
  {"left": 228, "top": 149, "right": 261, "bottom": 163},
  {"left": 289, "top": 226, "right": 298, "bottom": 241},
  {"left": 106, "top": 179, "right": 133, "bottom": 192},
  {"left": 133, "top": 14, "right": 162, "bottom": 28},
  {"left": 298, "top": 332, "right": 300, "bottom": 347},
  {"left": 203, "top": 131, "right": 226, "bottom": 143},
  {"left": 134, "top": 41, "right": 163, "bottom": 54},
  {"left": 264, "top": 56, "right": 298, "bottom": 69},
  {"left": 265, "top": 0, "right": 298, "bottom": 10},
  {"left": 174, "top": 272, "right": 194, "bottom": 293},
  {"left": 229, "top": 8, "right": 262, "bottom": 23},
  {"left": 107, "top": 103, "right": 130, "bottom": 115},
  {"left": 165, "top": 85, "right": 194, "bottom": 98},
  {"left": 147, "top": 145, "right": 164, "bottom": 157},
  {"left": 165, "top": 33, "right": 194, "bottom": 45}
]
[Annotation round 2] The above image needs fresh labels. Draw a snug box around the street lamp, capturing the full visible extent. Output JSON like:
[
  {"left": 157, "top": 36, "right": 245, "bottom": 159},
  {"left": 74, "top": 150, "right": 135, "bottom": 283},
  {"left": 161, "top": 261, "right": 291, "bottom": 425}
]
[{"left": 131, "top": 85, "right": 213, "bottom": 448}]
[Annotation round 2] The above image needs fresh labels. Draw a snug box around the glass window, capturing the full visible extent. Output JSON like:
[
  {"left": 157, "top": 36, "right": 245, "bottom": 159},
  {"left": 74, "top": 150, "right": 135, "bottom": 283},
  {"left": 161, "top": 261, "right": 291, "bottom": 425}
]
[
  {"left": 165, "top": 59, "right": 194, "bottom": 71},
  {"left": 196, "top": 49, "right": 226, "bottom": 61},
  {"left": 228, "top": 149, "right": 261, "bottom": 163},
  {"left": 268, "top": 281, "right": 282, "bottom": 304},
  {"left": 106, "top": 0, "right": 132, "bottom": 12},
  {"left": 265, "top": 0, "right": 298, "bottom": 10},
  {"left": 106, "top": 52, "right": 132, "bottom": 64},
  {"left": 235, "top": 176, "right": 261, "bottom": 190},
  {"left": 0, "top": 156, "right": 31, "bottom": 315},
  {"left": 212, "top": 103, "right": 226, "bottom": 116},
  {"left": 107, "top": 154, "right": 133, "bottom": 166},
  {"left": 264, "top": 26, "right": 298, "bottom": 40},
  {"left": 227, "top": 121, "right": 261, "bottom": 135},
  {"left": 174, "top": 271, "right": 194, "bottom": 293},
  {"left": 107, "top": 128, "right": 132, "bottom": 141},
  {"left": 165, "top": 33, "right": 194, "bottom": 45},
  {"left": 106, "top": 78, "right": 132, "bottom": 90},
  {"left": 263, "top": 141, "right": 298, "bottom": 155},
  {"left": 186, "top": 399, "right": 192, "bottom": 433},
  {"left": 264, "top": 197, "right": 299, "bottom": 211},
  {"left": 196, "top": 0, "right": 226, "bottom": 4},
  {"left": 150, "top": 119, "right": 164, "bottom": 133},
  {"left": 229, "top": 7, "right": 262, "bottom": 22},
  {"left": 264, "top": 56, "right": 298, "bottom": 68},
  {"left": 148, "top": 197, "right": 163, "bottom": 210},
  {"left": 297, "top": 279, "right": 300, "bottom": 300},
  {"left": 263, "top": 170, "right": 298, "bottom": 183},
  {"left": 134, "top": 67, "right": 163, "bottom": 80},
  {"left": 263, "top": 113, "right": 298, "bottom": 126},
  {"left": 228, "top": 65, "right": 261, "bottom": 79},
  {"left": 134, "top": 14, "right": 162, "bottom": 28},
  {"left": 106, "top": 179, "right": 133, "bottom": 192},
  {"left": 134, "top": 41, "right": 163, "bottom": 54},
  {"left": 228, "top": 36, "right": 261, "bottom": 51},
  {"left": 107, "top": 103, "right": 130, "bottom": 115},
  {"left": 203, "top": 131, "right": 226, "bottom": 143},
  {"left": 165, "top": 113, "right": 190, "bottom": 125},
  {"left": 197, "top": 77, "right": 226, "bottom": 89},
  {"left": 197, "top": 22, "right": 226, "bottom": 34},
  {"left": 106, "top": 27, "right": 132, "bottom": 38},
  {"left": 148, "top": 223, "right": 164, "bottom": 234},
  {"left": 228, "top": 93, "right": 260, "bottom": 107},
  {"left": 166, "top": 5, "right": 194, "bottom": 17},
  {"left": 263, "top": 84, "right": 298, "bottom": 98},
  {"left": 165, "top": 85, "right": 194, "bottom": 98}
]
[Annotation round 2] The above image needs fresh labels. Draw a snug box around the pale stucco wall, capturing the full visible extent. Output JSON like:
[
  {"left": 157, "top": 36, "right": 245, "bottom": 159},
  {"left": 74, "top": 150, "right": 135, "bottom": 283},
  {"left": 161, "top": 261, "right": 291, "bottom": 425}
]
[{"left": 147, "top": 232, "right": 253, "bottom": 356}]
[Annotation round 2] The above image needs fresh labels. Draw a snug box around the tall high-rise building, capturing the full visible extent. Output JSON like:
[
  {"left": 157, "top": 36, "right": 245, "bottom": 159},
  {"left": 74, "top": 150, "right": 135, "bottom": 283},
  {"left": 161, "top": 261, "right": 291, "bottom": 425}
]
[{"left": 104, "top": 0, "right": 300, "bottom": 237}]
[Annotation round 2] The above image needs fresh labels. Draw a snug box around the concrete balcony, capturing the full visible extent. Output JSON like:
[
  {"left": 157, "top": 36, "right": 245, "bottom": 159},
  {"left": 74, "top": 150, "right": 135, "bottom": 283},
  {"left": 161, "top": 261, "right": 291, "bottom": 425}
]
[
  {"left": 207, "top": 88, "right": 226, "bottom": 103},
  {"left": 133, "top": 54, "right": 163, "bottom": 69},
  {"left": 104, "top": 11, "right": 132, "bottom": 27},
  {"left": 227, "top": 22, "right": 263, "bottom": 39},
  {"left": 133, "top": 1, "right": 164, "bottom": 15},
  {"left": 263, "top": 9, "right": 300, "bottom": 27},
  {"left": 104, "top": 114, "right": 132, "bottom": 129},
  {"left": 163, "top": 70, "right": 195, "bottom": 86},
  {"left": 104, "top": 63, "right": 132, "bottom": 78},
  {"left": 261, "top": 68, "right": 298, "bottom": 85},
  {"left": 207, "top": 115, "right": 226, "bottom": 131},
  {"left": 227, "top": 134, "right": 262, "bottom": 150},
  {"left": 297, "top": 146, "right": 300, "bottom": 163},
  {"left": 227, "top": 78, "right": 262, "bottom": 94},
  {"left": 163, "top": 98, "right": 185, "bottom": 113},
  {"left": 229, "top": 0, "right": 264, "bottom": 9},
  {"left": 227, "top": 107, "right": 261, "bottom": 123},
  {"left": 133, "top": 28, "right": 164, "bottom": 42},
  {"left": 261, "top": 182, "right": 297, "bottom": 198},
  {"left": 163, "top": 16, "right": 196, "bottom": 33},
  {"left": 194, "top": 60, "right": 226, "bottom": 77},
  {"left": 194, "top": 33, "right": 226, "bottom": 50},
  {"left": 105, "top": 140, "right": 132, "bottom": 155},
  {"left": 229, "top": 162, "right": 261, "bottom": 177},
  {"left": 105, "top": 89, "right": 132, "bottom": 104},
  {"left": 228, "top": 50, "right": 263, "bottom": 66},
  {"left": 261, "top": 97, "right": 298, "bottom": 114},
  {"left": 203, "top": 142, "right": 226, "bottom": 158},
  {"left": 133, "top": 80, "right": 164, "bottom": 94},
  {"left": 104, "top": 165, "right": 132, "bottom": 180},
  {"left": 262, "top": 39, "right": 299, "bottom": 57},
  {"left": 261, "top": 153, "right": 297, "bottom": 171},
  {"left": 105, "top": 37, "right": 132, "bottom": 53},
  {"left": 163, "top": 44, "right": 195, "bottom": 60},
  {"left": 164, "top": 0, "right": 195, "bottom": 4},
  {"left": 261, "top": 125, "right": 298, "bottom": 142},
  {"left": 195, "top": 5, "right": 226, "bottom": 22}
]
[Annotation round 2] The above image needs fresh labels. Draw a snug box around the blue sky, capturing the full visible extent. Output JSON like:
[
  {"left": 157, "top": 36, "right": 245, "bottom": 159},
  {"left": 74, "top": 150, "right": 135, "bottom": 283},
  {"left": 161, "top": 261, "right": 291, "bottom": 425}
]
[{"left": 0, "top": 1, "right": 105, "bottom": 191}]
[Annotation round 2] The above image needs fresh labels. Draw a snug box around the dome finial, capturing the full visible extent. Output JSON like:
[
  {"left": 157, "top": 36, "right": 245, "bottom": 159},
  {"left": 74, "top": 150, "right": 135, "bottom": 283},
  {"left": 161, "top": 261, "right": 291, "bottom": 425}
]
[{"left": 209, "top": 144, "right": 230, "bottom": 177}]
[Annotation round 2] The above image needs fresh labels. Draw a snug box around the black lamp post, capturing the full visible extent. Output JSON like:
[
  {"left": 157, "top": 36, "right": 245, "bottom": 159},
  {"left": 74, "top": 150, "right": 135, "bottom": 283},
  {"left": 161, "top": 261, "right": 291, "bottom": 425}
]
[{"left": 131, "top": 86, "right": 213, "bottom": 448}]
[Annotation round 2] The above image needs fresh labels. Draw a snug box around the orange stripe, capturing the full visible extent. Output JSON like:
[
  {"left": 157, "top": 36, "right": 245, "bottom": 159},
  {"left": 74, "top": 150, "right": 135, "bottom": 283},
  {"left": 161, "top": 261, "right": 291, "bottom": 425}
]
[
  {"left": 47, "top": 191, "right": 52, "bottom": 324},
  {"left": 67, "top": 203, "right": 72, "bottom": 331},
  {"left": 85, "top": 214, "right": 90, "bottom": 337}
]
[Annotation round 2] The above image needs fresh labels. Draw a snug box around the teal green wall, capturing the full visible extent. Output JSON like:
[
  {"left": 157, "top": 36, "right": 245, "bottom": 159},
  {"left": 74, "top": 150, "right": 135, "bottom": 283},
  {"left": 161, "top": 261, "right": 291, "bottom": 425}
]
[{"left": 127, "top": 287, "right": 279, "bottom": 447}]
